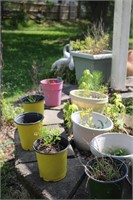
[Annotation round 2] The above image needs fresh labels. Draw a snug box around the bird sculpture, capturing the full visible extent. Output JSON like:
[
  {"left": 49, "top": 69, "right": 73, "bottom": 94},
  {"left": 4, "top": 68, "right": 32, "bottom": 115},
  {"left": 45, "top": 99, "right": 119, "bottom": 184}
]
[{"left": 51, "top": 44, "right": 74, "bottom": 72}]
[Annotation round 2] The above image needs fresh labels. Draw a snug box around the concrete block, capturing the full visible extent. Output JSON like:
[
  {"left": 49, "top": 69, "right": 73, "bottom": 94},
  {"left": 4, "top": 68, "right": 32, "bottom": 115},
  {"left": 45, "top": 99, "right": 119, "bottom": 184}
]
[
  {"left": 15, "top": 130, "right": 36, "bottom": 164},
  {"left": 15, "top": 158, "right": 84, "bottom": 199},
  {"left": 73, "top": 176, "right": 90, "bottom": 199},
  {"left": 121, "top": 92, "right": 133, "bottom": 99},
  {"left": 43, "top": 110, "right": 64, "bottom": 125}
]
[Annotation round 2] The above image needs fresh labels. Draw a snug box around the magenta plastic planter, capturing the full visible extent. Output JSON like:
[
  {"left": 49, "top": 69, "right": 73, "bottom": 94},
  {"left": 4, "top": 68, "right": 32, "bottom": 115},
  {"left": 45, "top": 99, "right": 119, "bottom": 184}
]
[{"left": 40, "top": 79, "right": 63, "bottom": 107}]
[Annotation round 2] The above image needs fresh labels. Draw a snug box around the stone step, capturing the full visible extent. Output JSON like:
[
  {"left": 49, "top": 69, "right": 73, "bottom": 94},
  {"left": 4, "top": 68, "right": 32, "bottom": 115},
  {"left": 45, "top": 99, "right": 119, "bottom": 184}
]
[
  {"left": 15, "top": 158, "right": 85, "bottom": 199},
  {"left": 43, "top": 109, "right": 64, "bottom": 125},
  {"left": 15, "top": 126, "right": 75, "bottom": 165},
  {"left": 120, "top": 92, "right": 133, "bottom": 99}
]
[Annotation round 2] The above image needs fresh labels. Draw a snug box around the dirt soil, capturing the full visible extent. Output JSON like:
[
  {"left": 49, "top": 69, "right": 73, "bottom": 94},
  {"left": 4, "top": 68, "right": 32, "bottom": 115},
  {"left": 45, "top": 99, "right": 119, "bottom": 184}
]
[{"left": 0, "top": 122, "right": 31, "bottom": 199}]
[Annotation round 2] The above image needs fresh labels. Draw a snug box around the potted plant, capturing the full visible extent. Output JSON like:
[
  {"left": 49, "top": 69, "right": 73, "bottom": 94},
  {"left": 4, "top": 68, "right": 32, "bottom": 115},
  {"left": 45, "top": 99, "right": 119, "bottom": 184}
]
[
  {"left": 70, "top": 70, "right": 108, "bottom": 112},
  {"left": 71, "top": 109, "right": 113, "bottom": 151},
  {"left": 40, "top": 77, "right": 63, "bottom": 107},
  {"left": 14, "top": 112, "right": 44, "bottom": 151},
  {"left": 90, "top": 132, "right": 133, "bottom": 162},
  {"left": 33, "top": 127, "right": 69, "bottom": 181},
  {"left": 85, "top": 156, "right": 128, "bottom": 199},
  {"left": 70, "top": 27, "right": 112, "bottom": 83},
  {"left": 20, "top": 94, "right": 45, "bottom": 116},
  {"left": 70, "top": 90, "right": 108, "bottom": 112}
]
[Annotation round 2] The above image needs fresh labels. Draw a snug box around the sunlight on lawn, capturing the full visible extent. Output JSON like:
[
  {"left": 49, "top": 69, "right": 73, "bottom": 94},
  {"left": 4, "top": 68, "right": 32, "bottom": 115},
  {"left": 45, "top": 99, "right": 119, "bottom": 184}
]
[{"left": 2, "top": 20, "right": 86, "bottom": 101}]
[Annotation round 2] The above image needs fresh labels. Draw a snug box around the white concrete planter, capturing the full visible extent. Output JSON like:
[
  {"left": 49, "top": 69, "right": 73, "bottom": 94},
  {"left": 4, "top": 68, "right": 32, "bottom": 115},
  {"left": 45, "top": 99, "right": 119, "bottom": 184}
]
[
  {"left": 70, "top": 89, "right": 108, "bottom": 112},
  {"left": 90, "top": 133, "right": 133, "bottom": 161},
  {"left": 71, "top": 50, "right": 112, "bottom": 83},
  {"left": 71, "top": 111, "right": 113, "bottom": 151}
]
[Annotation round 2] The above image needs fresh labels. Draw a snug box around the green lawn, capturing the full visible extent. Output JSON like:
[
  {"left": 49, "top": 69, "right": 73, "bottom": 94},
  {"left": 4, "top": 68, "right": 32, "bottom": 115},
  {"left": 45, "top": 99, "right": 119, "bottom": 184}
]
[
  {"left": 2, "top": 20, "right": 88, "bottom": 102},
  {"left": 2, "top": 18, "right": 132, "bottom": 122},
  {"left": 129, "top": 38, "right": 133, "bottom": 43}
]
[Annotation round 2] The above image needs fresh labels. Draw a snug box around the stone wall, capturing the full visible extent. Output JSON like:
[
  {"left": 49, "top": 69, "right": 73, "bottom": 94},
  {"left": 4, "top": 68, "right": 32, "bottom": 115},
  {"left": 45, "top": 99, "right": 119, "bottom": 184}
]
[{"left": 2, "top": 1, "right": 77, "bottom": 21}]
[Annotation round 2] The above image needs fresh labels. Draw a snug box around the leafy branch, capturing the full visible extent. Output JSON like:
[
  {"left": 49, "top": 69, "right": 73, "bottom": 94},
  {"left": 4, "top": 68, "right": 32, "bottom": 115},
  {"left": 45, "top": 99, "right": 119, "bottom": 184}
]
[{"left": 63, "top": 102, "right": 78, "bottom": 128}]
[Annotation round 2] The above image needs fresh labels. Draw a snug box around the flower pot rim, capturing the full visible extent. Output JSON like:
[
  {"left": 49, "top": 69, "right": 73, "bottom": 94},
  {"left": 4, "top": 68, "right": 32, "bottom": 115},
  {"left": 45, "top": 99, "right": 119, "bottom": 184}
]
[
  {"left": 70, "top": 89, "right": 108, "bottom": 101},
  {"left": 90, "top": 132, "right": 133, "bottom": 159},
  {"left": 85, "top": 157, "right": 128, "bottom": 183},
  {"left": 40, "top": 78, "right": 63, "bottom": 85},
  {"left": 71, "top": 111, "right": 113, "bottom": 131},
  {"left": 33, "top": 137, "right": 69, "bottom": 155},
  {"left": 71, "top": 50, "right": 112, "bottom": 60},
  {"left": 20, "top": 94, "right": 44, "bottom": 104},
  {"left": 14, "top": 112, "right": 44, "bottom": 125}
]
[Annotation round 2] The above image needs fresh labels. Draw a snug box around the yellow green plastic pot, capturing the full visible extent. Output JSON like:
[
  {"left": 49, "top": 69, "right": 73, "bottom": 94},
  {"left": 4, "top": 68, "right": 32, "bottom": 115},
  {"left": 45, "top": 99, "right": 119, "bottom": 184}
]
[
  {"left": 21, "top": 95, "right": 45, "bottom": 116},
  {"left": 14, "top": 112, "right": 44, "bottom": 151},
  {"left": 33, "top": 137, "right": 68, "bottom": 181}
]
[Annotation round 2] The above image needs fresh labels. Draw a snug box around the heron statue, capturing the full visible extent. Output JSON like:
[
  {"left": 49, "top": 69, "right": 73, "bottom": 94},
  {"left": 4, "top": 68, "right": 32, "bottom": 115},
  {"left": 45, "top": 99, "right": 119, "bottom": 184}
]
[{"left": 51, "top": 44, "right": 74, "bottom": 72}]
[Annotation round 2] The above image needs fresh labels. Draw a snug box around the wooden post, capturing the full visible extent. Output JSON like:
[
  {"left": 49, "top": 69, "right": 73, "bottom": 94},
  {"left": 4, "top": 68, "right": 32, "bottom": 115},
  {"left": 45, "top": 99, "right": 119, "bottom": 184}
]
[{"left": 111, "top": 0, "right": 132, "bottom": 90}]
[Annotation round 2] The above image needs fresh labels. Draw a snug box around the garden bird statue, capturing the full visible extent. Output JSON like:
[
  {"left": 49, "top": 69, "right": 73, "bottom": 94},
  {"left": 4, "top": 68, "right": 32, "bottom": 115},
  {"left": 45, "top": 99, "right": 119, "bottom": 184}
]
[{"left": 51, "top": 44, "right": 74, "bottom": 72}]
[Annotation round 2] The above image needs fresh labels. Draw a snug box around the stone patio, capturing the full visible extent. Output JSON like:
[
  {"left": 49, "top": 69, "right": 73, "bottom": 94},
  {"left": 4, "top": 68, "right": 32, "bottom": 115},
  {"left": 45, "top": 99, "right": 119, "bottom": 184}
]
[{"left": 15, "top": 84, "right": 132, "bottom": 199}]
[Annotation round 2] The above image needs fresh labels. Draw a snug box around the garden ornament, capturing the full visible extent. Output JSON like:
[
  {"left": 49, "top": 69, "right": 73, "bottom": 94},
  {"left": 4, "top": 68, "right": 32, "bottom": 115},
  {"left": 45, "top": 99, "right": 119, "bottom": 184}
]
[{"left": 51, "top": 44, "right": 74, "bottom": 72}]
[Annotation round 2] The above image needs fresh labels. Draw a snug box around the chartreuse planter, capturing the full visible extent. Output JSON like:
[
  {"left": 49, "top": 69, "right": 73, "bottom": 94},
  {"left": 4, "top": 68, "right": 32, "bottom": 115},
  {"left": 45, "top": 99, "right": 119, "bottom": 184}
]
[
  {"left": 14, "top": 112, "right": 44, "bottom": 151},
  {"left": 85, "top": 157, "right": 128, "bottom": 199},
  {"left": 21, "top": 95, "right": 44, "bottom": 116},
  {"left": 70, "top": 89, "right": 108, "bottom": 112},
  {"left": 33, "top": 137, "right": 68, "bottom": 181},
  {"left": 40, "top": 78, "right": 63, "bottom": 107}
]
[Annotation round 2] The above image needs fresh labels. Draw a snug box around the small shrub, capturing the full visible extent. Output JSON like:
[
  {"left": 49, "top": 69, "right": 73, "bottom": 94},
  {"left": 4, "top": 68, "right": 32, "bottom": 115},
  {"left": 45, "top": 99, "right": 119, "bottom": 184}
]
[
  {"left": 79, "top": 69, "right": 107, "bottom": 93},
  {"left": 63, "top": 102, "right": 78, "bottom": 128},
  {"left": 70, "top": 30, "right": 109, "bottom": 54},
  {"left": 104, "top": 93, "right": 126, "bottom": 132},
  {"left": 1, "top": 94, "right": 23, "bottom": 123},
  {"left": 41, "top": 127, "right": 61, "bottom": 146},
  {"left": 122, "top": 97, "right": 133, "bottom": 116}
]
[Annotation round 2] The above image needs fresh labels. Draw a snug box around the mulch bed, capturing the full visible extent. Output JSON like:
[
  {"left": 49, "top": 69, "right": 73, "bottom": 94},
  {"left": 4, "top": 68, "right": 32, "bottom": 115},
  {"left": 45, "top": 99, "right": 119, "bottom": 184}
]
[{"left": 1, "top": 122, "right": 31, "bottom": 199}]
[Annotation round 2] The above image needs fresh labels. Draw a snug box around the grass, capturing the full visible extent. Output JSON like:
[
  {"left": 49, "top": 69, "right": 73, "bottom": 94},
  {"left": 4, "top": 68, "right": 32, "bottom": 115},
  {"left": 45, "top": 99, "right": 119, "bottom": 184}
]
[
  {"left": 2, "top": 19, "right": 88, "bottom": 102},
  {"left": 129, "top": 38, "right": 133, "bottom": 43}
]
